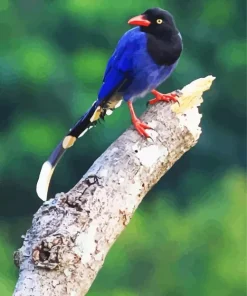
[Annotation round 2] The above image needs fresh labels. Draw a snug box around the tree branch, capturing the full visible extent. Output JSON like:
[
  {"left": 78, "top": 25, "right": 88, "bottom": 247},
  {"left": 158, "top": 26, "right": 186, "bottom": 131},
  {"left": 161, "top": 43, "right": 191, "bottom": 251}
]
[{"left": 13, "top": 76, "right": 215, "bottom": 296}]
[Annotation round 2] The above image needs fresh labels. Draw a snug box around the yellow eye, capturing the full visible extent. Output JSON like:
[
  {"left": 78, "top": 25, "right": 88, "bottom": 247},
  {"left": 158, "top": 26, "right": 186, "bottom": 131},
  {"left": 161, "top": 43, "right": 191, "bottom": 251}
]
[{"left": 157, "top": 19, "right": 163, "bottom": 24}]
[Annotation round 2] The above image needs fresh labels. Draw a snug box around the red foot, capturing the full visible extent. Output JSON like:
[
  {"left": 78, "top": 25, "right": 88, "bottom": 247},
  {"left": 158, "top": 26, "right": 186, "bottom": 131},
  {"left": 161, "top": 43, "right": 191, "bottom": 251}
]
[
  {"left": 128, "top": 101, "right": 152, "bottom": 138},
  {"left": 149, "top": 89, "right": 180, "bottom": 105},
  {"left": 132, "top": 118, "right": 152, "bottom": 138}
]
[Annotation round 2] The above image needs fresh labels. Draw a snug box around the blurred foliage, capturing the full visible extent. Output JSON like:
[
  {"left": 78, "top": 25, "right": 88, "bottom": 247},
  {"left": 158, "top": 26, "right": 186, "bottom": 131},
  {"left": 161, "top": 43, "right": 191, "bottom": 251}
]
[{"left": 0, "top": 0, "right": 246, "bottom": 295}]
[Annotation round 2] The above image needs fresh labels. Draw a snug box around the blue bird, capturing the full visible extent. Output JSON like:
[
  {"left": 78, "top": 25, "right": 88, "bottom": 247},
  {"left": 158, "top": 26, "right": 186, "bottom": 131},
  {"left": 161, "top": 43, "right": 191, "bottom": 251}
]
[{"left": 37, "top": 7, "right": 183, "bottom": 200}]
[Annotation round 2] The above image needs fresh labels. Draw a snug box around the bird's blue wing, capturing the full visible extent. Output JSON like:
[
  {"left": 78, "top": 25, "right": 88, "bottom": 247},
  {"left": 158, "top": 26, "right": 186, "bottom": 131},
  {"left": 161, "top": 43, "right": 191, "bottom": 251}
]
[
  {"left": 98, "top": 51, "right": 131, "bottom": 101},
  {"left": 98, "top": 28, "right": 143, "bottom": 101}
]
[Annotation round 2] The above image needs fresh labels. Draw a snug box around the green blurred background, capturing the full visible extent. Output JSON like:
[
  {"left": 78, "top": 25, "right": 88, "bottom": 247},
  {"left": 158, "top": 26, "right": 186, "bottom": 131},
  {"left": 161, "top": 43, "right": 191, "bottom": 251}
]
[{"left": 0, "top": 0, "right": 246, "bottom": 295}]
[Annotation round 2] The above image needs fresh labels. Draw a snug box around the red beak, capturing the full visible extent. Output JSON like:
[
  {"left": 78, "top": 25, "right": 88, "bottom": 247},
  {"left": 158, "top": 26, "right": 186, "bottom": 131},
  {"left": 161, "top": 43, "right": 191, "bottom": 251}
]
[{"left": 128, "top": 15, "right": 151, "bottom": 27}]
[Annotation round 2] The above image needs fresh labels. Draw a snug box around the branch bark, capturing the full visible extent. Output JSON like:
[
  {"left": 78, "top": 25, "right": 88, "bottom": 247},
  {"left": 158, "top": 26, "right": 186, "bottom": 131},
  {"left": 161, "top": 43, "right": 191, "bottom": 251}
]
[{"left": 13, "top": 76, "right": 215, "bottom": 296}]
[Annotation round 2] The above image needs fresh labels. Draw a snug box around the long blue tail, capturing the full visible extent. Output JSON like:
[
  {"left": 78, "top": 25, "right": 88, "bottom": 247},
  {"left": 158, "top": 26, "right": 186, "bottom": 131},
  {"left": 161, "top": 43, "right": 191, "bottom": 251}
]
[{"left": 36, "top": 101, "right": 100, "bottom": 201}]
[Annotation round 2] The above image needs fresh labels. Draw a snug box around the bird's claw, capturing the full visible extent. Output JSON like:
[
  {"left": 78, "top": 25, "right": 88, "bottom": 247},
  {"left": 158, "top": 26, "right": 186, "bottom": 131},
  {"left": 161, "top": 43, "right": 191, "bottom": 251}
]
[
  {"left": 147, "top": 90, "right": 182, "bottom": 106},
  {"left": 132, "top": 118, "right": 153, "bottom": 139}
]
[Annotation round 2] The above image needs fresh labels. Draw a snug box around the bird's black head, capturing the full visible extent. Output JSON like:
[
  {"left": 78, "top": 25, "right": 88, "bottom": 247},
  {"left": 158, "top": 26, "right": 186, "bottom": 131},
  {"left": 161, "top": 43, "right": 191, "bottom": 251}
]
[{"left": 128, "top": 8, "right": 179, "bottom": 38}]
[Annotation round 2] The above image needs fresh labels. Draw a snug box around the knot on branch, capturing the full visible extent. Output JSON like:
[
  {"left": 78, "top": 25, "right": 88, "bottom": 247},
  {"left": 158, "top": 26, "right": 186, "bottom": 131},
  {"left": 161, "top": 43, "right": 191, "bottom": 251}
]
[{"left": 32, "top": 234, "right": 81, "bottom": 270}]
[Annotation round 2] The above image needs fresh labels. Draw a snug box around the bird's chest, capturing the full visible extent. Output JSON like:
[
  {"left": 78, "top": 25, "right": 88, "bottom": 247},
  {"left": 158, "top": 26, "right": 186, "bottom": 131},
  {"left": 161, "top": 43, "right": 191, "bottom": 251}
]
[
  {"left": 126, "top": 52, "right": 175, "bottom": 99},
  {"left": 136, "top": 61, "right": 172, "bottom": 87}
]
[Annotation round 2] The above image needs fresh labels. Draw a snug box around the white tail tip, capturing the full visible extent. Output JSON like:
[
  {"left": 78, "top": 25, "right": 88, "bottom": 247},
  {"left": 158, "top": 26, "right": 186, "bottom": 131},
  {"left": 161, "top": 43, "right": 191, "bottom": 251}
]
[{"left": 36, "top": 161, "right": 54, "bottom": 201}]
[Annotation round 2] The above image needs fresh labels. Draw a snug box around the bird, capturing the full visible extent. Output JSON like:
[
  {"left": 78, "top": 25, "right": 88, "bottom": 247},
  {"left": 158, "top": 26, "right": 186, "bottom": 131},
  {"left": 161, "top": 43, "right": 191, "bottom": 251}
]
[{"left": 36, "top": 7, "right": 183, "bottom": 201}]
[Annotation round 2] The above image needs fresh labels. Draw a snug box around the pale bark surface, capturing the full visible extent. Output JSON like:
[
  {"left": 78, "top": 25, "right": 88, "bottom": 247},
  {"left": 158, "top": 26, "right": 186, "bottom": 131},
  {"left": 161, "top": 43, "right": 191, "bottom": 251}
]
[{"left": 13, "top": 76, "right": 215, "bottom": 296}]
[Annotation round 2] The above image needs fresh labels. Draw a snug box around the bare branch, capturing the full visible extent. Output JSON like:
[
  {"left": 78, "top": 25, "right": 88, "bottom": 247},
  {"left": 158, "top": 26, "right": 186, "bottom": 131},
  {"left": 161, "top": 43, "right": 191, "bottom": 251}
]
[{"left": 13, "top": 76, "right": 215, "bottom": 296}]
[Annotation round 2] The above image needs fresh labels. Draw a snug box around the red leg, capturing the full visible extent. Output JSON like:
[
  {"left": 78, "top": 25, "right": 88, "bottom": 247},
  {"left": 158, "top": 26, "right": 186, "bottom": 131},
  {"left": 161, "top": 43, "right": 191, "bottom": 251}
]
[
  {"left": 148, "top": 89, "right": 181, "bottom": 105},
  {"left": 127, "top": 101, "right": 152, "bottom": 138}
]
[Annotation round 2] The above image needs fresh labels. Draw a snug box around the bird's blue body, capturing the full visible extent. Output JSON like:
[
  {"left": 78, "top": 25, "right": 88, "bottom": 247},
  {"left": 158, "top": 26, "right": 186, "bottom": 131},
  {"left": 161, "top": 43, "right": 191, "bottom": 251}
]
[{"left": 98, "top": 27, "right": 178, "bottom": 103}]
